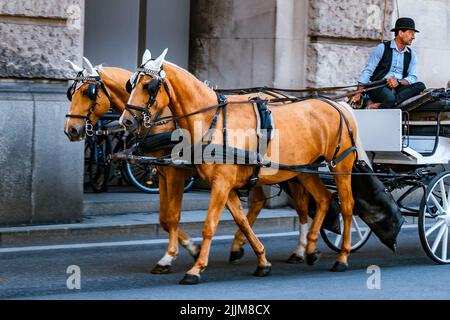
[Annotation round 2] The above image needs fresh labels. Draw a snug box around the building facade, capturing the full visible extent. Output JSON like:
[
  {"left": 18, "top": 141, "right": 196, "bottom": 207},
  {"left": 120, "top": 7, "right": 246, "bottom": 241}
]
[{"left": 0, "top": 0, "right": 449, "bottom": 225}]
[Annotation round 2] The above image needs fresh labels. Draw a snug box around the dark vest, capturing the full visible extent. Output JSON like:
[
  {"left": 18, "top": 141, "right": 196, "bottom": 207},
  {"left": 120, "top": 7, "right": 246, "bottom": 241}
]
[{"left": 370, "top": 41, "right": 412, "bottom": 82}]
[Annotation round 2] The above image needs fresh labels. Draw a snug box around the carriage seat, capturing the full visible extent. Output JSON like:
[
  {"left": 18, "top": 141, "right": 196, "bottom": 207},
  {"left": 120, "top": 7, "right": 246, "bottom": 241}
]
[
  {"left": 356, "top": 88, "right": 449, "bottom": 112},
  {"left": 398, "top": 88, "right": 449, "bottom": 112}
]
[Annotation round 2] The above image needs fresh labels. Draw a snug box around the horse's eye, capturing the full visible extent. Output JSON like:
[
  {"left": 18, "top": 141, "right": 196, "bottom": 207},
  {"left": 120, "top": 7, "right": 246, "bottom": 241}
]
[
  {"left": 145, "top": 79, "right": 160, "bottom": 95},
  {"left": 125, "top": 79, "right": 132, "bottom": 94},
  {"left": 82, "top": 83, "right": 97, "bottom": 99}
]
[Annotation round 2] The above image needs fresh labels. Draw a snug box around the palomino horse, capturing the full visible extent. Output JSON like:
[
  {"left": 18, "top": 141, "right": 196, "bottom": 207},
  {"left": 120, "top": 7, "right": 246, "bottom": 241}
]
[
  {"left": 121, "top": 49, "right": 365, "bottom": 285},
  {"left": 64, "top": 58, "right": 310, "bottom": 274}
]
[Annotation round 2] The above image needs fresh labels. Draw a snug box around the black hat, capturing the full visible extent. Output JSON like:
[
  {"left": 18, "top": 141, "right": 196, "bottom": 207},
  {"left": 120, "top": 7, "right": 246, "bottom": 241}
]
[{"left": 391, "top": 17, "right": 420, "bottom": 33}]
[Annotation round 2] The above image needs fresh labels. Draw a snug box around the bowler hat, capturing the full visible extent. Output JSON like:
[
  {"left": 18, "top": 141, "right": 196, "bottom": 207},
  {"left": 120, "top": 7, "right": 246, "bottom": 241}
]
[{"left": 391, "top": 17, "right": 419, "bottom": 32}]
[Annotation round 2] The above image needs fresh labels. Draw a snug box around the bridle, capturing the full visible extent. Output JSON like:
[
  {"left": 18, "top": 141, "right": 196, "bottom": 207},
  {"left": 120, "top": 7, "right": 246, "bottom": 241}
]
[
  {"left": 66, "top": 72, "right": 112, "bottom": 136},
  {"left": 125, "top": 65, "right": 171, "bottom": 129}
]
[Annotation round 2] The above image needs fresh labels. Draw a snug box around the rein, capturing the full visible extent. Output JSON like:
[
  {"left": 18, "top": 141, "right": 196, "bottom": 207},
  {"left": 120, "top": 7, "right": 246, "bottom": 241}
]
[{"left": 147, "top": 80, "right": 387, "bottom": 127}]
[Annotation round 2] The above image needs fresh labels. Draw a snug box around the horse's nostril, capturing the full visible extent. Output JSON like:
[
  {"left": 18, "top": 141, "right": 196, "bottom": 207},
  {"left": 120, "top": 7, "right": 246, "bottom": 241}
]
[
  {"left": 69, "top": 127, "right": 79, "bottom": 137},
  {"left": 124, "top": 119, "right": 134, "bottom": 127}
]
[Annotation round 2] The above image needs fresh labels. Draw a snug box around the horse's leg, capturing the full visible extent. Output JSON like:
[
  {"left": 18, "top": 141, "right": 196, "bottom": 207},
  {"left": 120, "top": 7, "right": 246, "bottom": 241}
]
[
  {"left": 151, "top": 168, "right": 199, "bottom": 274},
  {"left": 225, "top": 189, "right": 271, "bottom": 276},
  {"left": 179, "top": 178, "right": 271, "bottom": 285},
  {"left": 296, "top": 174, "right": 332, "bottom": 266},
  {"left": 286, "top": 181, "right": 309, "bottom": 264},
  {"left": 229, "top": 186, "right": 266, "bottom": 263},
  {"left": 330, "top": 160, "right": 355, "bottom": 272}
]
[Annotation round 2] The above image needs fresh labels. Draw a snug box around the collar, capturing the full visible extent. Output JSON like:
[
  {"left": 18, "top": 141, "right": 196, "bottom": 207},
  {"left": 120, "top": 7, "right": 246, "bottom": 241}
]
[{"left": 390, "top": 40, "right": 410, "bottom": 54}]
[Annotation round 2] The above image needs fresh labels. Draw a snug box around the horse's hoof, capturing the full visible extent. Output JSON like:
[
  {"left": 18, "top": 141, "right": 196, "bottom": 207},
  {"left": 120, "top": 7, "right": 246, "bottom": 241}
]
[
  {"left": 286, "top": 253, "right": 304, "bottom": 264},
  {"left": 229, "top": 248, "right": 245, "bottom": 263},
  {"left": 179, "top": 273, "right": 201, "bottom": 285},
  {"left": 330, "top": 261, "right": 348, "bottom": 272},
  {"left": 306, "top": 249, "right": 321, "bottom": 266},
  {"left": 150, "top": 264, "right": 172, "bottom": 274},
  {"left": 253, "top": 265, "right": 272, "bottom": 277}
]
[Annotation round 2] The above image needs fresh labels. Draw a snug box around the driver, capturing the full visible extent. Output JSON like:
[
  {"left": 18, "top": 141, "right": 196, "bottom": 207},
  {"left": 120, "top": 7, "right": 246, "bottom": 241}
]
[{"left": 351, "top": 17, "right": 426, "bottom": 109}]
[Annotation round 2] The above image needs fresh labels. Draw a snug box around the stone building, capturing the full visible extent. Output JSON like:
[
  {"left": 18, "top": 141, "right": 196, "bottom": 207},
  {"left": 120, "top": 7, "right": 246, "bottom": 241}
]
[{"left": 1, "top": 0, "right": 449, "bottom": 225}]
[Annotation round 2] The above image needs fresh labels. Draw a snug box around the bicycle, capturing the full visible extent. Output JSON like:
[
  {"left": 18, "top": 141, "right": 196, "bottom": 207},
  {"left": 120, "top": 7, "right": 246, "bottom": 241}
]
[{"left": 84, "top": 112, "right": 195, "bottom": 194}]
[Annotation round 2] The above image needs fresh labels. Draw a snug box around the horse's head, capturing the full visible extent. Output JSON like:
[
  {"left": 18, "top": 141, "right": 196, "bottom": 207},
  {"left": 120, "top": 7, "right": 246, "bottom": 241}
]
[
  {"left": 120, "top": 49, "right": 170, "bottom": 134},
  {"left": 64, "top": 58, "right": 111, "bottom": 141}
]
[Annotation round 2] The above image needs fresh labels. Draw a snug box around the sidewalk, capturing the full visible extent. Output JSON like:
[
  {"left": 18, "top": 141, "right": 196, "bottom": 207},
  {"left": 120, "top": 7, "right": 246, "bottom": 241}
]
[{"left": 0, "top": 210, "right": 298, "bottom": 248}]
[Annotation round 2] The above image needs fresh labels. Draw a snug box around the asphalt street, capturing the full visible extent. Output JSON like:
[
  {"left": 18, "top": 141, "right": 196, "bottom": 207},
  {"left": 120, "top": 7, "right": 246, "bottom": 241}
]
[{"left": 1, "top": 226, "right": 449, "bottom": 300}]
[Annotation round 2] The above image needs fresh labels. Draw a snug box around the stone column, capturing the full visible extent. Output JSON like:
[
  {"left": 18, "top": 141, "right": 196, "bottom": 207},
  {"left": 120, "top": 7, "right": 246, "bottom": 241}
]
[
  {"left": 0, "top": 0, "right": 85, "bottom": 225},
  {"left": 307, "top": 0, "right": 394, "bottom": 87}
]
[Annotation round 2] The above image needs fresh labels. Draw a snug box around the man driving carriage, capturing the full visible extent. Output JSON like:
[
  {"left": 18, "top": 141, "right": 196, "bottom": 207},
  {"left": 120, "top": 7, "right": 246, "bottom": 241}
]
[{"left": 351, "top": 17, "right": 426, "bottom": 109}]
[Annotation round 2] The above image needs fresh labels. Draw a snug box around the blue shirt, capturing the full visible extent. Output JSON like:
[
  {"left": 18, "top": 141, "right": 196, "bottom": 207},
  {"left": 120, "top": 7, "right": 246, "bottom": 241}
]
[{"left": 358, "top": 40, "right": 418, "bottom": 85}]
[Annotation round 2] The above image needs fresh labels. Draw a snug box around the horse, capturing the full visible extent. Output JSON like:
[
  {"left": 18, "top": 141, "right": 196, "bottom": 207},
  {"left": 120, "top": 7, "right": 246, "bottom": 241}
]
[
  {"left": 63, "top": 58, "right": 311, "bottom": 275},
  {"left": 120, "top": 49, "right": 366, "bottom": 285}
]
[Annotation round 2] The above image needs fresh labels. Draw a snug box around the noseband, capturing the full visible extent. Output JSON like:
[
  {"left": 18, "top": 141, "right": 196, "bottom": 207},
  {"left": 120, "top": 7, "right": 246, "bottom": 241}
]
[{"left": 66, "top": 72, "right": 112, "bottom": 136}]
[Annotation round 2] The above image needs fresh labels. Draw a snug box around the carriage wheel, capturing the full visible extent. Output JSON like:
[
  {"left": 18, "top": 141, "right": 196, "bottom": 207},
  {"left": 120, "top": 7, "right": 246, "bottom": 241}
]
[
  {"left": 320, "top": 214, "right": 372, "bottom": 253},
  {"left": 419, "top": 171, "right": 450, "bottom": 264}
]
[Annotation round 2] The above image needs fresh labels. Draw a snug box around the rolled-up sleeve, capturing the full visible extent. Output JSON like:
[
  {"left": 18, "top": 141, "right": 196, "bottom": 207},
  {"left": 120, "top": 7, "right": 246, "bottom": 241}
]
[
  {"left": 403, "top": 50, "right": 418, "bottom": 84},
  {"left": 358, "top": 43, "right": 385, "bottom": 84}
]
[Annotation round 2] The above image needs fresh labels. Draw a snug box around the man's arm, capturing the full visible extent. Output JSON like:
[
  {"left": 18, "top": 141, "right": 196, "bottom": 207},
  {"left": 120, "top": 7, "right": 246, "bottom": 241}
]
[
  {"left": 358, "top": 43, "right": 385, "bottom": 84},
  {"left": 402, "top": 50, "right": 418, "bottom": 85},
  {"left": 351, "top": 44, "right": 385, "bottom": 104}
]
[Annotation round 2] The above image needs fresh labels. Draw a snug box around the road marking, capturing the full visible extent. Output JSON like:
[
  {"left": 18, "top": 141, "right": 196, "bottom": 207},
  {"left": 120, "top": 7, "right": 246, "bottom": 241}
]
[{"left": 0, "top": 224, "right": 418, "bottom": 254}]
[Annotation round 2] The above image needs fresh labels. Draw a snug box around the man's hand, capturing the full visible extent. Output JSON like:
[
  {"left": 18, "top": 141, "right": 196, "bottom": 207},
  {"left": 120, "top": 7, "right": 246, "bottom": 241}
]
[
  {"left": 386, "top": 77, "right": 399, "bottom": 89},
  {"left": 350, "top": 93, "right": 362, "bottom": 105},
  {"left": 400, "top": 79, "right": 410, "bottom": 86}
]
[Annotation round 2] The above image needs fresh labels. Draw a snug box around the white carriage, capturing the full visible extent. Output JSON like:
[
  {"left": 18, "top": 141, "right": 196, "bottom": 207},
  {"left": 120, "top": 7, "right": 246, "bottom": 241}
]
[{"left": 321, "top": 89, "right": 450, "bottom": 264}]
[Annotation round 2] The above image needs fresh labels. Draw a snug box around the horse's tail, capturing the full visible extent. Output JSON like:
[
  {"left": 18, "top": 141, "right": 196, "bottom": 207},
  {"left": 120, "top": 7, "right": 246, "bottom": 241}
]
[{"left": 337, "top": 102, "right": 372, "bottom": 169}]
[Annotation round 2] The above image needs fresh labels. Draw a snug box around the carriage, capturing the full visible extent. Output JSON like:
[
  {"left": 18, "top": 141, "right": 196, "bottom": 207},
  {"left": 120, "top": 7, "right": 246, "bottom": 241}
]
[{"left": 320, "top": 88, "right": 450, "bottom": 264}]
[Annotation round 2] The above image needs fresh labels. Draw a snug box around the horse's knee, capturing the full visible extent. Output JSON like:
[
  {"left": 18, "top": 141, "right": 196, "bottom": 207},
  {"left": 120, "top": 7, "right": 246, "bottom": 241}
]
[
  {"left": 202, "top": 225, "right": 216, "bottom": 239},
  {"left": 159, "top": 216, "right": 179, "bottom": 233}
]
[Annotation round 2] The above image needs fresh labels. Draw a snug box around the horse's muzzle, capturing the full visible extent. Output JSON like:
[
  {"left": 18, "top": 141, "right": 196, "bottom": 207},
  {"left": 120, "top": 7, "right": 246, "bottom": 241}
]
[{"left": 65, "top": 125, "right": 84, "bottom": 142}]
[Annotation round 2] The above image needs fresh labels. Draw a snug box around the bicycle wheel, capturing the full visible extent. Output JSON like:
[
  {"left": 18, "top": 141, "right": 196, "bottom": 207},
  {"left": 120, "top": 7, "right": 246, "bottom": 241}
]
[
  {"left": 124, "top": 162, "right": 195, "bottom": 194},
  {"left": 87, "top": 135, "right": 111, "bottom": 193}
]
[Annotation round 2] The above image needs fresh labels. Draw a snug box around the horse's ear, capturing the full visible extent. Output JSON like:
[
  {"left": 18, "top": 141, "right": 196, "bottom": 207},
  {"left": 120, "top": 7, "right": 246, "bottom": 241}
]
[
  {"left": 153, "top": 48, "right": 168, "bottom": 69},
  {"left": 65, "top": 60, "right": 83, "bottom": 73},
  {"left": 142, "top": 49, "right": 152, "bottom": 66},
  {"left": 83, "top": 57, "right": 99, "bottom": 76}
]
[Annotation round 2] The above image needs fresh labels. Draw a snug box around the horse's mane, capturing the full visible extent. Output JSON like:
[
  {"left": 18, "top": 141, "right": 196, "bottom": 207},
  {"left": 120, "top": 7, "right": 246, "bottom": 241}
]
[{"left": 164, "top": 61, "right": 211, "bottom": 90}]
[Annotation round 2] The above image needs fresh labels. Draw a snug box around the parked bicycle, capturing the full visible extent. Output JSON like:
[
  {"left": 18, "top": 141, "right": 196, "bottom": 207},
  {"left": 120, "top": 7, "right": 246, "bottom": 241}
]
[{"left": 84, "top": 112, "right": 195, "bottom": 194}]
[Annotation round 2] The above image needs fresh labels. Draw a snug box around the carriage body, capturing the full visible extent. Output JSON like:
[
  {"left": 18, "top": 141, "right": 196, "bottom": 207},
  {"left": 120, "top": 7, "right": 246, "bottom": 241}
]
[{"left": 322, "top": 89, "right": 450, "bottom": 263}]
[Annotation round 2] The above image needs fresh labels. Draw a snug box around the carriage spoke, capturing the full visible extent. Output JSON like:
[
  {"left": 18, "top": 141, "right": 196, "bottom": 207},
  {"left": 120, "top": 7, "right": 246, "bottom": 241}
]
[
  {"left": 442, "top": 228, "right": 448, "bottom": 261},
  {"left": 429, "top": 194, "right": 445, "bottom": 214},
  {"left": 334, "top": 234, "right": 342, "bottom": 247},
  {"left": 447, "top": 184, "right": 450, "bottom": 208},
  {"left": 352, "top": 216, "right": 364, "bottom": 241},
  {"left": 439, "top": 180, "right": 448, "bottom": 210},
  {"left": 431, "top": 224, "right": 447, "bottom": 254},
  {"left": 425, "top": 219, "right": 446, "bottom": 237}
]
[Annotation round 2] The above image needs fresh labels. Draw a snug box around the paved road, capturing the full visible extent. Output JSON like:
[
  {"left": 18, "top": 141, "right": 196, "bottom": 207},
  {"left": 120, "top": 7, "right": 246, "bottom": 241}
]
[{"left": 1, "top": 226, "right": 449, "bottom": 300}]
